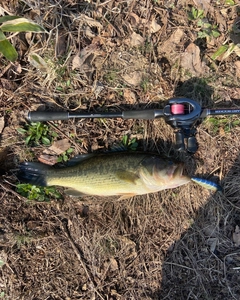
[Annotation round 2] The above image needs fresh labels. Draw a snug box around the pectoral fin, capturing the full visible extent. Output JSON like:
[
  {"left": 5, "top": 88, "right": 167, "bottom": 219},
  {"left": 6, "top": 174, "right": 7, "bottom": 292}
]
[{"left": 116, "top": 170, "right": 139, "bottom": 184}]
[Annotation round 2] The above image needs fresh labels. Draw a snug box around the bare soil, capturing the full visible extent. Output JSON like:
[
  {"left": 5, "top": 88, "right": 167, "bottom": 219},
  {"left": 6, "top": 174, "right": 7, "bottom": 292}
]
[{"left": 0, "top": 0, "right": 240, "bottom": 299}]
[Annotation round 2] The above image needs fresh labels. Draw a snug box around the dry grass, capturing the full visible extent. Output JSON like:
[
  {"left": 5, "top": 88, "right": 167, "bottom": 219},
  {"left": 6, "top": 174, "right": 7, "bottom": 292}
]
[{"left": 1, "top": 0, "right": 240, "bottom": 299}]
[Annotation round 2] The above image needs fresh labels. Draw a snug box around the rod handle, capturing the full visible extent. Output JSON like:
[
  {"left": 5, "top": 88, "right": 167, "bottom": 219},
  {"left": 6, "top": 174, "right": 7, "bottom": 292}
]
[
  {"left": 122, "top": 109, "right": 164, "bottom": 120},
  {"left": 28, "top": 111, "right": 69, "bottom": 122}
]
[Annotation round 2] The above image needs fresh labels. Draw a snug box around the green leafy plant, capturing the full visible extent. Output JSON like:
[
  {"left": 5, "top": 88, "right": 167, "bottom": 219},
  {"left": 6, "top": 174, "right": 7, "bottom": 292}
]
[
  {"left": 188, "top": 7, "right": 220, "bottom": 40},
  {"left": 0, "top": 15, "right": 46, "bottom": 61},
  {"left": 122, "top": 135, "right": 138, "bottom": 151},
  {"left": 17, "top": 183, "right": 62, "bottom": 202},
  {"left": 188, "top": 7, "right": 204, "bottom": 20},
  {"left": 197, "top": 20, "right": 220, "bottom": 39},
  {"left": 140, "top": 77, "right": 150, "bottom": 93},
  {"left": 17, "top": 122, "right": 58, "bottom": 146},
  {"left": 57, "top": 147, "right": 74, "bottom": 163}
]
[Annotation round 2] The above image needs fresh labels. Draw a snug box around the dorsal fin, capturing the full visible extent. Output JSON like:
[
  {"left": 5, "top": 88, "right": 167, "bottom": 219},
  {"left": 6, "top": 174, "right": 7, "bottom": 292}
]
[
  {"left": 66, "top": 153, "right": 95, "bottom": 166},
  {"left": 109, "top": 144, "right": 128, "bottom": 152}
]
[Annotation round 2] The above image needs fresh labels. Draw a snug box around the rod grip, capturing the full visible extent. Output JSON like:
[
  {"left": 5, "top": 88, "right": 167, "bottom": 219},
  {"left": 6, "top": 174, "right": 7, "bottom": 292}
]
[
  {"left": 28, "top": 111, "right": 69, "bottom": 122},
  {"left": 122, "top": 109, "right": 163, "bottom": 120}
]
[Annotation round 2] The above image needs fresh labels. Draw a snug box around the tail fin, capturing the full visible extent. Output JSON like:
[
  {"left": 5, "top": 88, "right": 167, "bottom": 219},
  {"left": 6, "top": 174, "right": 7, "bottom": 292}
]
[
  {"left": 191, "top": 177, "right": 222, "bottom": 192},
  {"left": 18, "top": 162, "right": 51, "bottom": 186}
]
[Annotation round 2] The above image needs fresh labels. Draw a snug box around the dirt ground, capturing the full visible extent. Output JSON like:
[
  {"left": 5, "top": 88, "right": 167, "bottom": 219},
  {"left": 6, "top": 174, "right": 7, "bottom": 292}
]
[{"left": 0, "top": 0, "right": 240, "bottom": 299}]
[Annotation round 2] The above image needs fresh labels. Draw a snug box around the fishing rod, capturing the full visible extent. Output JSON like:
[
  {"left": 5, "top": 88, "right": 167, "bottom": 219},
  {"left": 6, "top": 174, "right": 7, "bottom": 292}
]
[{"left": 27, "top": 98, "right": 240, "bottom": 153}]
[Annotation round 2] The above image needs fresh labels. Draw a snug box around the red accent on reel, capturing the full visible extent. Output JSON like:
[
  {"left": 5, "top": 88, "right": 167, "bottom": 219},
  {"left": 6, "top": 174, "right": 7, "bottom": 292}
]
[{"left": 171, "top": 104, "right": 185, "bottom": 115}]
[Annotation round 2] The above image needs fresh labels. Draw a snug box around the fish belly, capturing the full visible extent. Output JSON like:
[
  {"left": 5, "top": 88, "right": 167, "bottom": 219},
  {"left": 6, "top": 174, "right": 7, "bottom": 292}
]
[{"left": 46, "top": 171, "right": 149, "bottom": 196}]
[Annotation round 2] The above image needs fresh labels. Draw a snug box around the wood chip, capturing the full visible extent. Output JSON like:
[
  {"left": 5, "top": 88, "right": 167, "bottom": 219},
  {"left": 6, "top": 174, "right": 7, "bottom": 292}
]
[{"left": 48, "top": 139, "right": 71, "bottom": 155}]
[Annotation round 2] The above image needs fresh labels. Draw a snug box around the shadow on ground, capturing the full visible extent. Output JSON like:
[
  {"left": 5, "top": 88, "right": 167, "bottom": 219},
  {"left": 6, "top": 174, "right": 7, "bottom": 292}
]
[
  {"left": 158, "top": 152, "right": 240, "bottom": 299},
  {"left": 156, "top": 78, "right": 240, "bottom": 299}
]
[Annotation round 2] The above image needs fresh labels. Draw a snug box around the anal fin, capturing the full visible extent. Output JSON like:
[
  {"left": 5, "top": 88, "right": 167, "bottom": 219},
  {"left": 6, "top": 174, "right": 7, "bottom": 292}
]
[{"left": 117, "top": 193, "right": 137, "bottom": 200}]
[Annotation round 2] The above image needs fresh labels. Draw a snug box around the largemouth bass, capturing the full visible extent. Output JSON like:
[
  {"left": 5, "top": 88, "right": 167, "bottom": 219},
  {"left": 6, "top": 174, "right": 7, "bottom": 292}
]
[{"left": 18, "top": 152, "right": 221, "bottom": 198}]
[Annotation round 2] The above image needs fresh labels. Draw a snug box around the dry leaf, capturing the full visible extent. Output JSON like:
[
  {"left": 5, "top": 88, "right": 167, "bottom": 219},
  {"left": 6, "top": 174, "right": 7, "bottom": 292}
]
[
  {"left": 181, "top": 43, "right": 208, "bottom": 76},
  {"left": 56, "top": 31, "right": 67, "bottom": 57},
  {"left": 207, "top": 238, "right": 218, "bottom": 252},
  {"left": 234, "top": 45, "right": 240, "bottom": 57},
  {"left": 80, "top": 14, "right": 103, "bottom": 32},
  {"left": 92, "top": 81, "right": 104, "bottom": 98},
  {"left": 48, "top": 139, "right": 71, "bottom": 155},
  {"left": 129, "top": 12, "right": 140, "bottom": 26},
  {"left": 15, "top": 62, "right": 22, "bottom": 74},
  {"left": 123, "top": 89, "right": 136, "bottom": 104},
  {"left": 160, "top": 28, "right": 184, "bottom": 54},
  {"left": 109, "top": 257, "right": 118, "bottom": 272},
  {"left": 38, "top": 154, "right": 58, "bottom": 166},
  {"left": 203, "top": 224, "right": 218, "bottom": 237},
  {"left": 130, "top": 32, "right": 144, "bottom": 47},
  {"left": 193, "top": 0, "right": 210, "bottom": 14},
  {"left": 218, "top": 127, "right": 225, "bottom": 136},
  {"left": 235, "top": 61, "right": 240, "bottom": 78},
  {"left": 122, "top": 71, "right": 142, "bottom": 86},
  {"left": 72, "top": 44, "right": 98, "bottom": 70},
  {"left": 0, "top": 6, "right": 5, "bottom": 15},
  {"left": 84, "top": 26, "right": 96, "bottom": 38},
  {"left": 149, "top": 18, "right": 161, "bottom": 33},
  {"left": 0, "top": 117, "right": 4, "bottom": 134},
  {"left": 28, "top": 53, "right": 48, "bottom": 73},
  {"left": 233, "top": 225, "right": 240, "bottom": 246},
  {"left": 25, "top": 32, "right": 33, "bottom": 45}
]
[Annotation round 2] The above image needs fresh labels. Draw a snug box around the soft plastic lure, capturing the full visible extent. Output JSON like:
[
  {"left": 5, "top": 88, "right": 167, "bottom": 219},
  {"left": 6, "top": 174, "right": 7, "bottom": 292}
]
[{"left": 191, "top": 177, "right": 222, "bottom": 192}]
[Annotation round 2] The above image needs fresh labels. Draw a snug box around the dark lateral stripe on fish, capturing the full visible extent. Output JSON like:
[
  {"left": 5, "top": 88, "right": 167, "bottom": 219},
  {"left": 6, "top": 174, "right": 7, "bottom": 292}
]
[
  {"left": 18, "top": 162, "right": 49, "bottom": 186},
  {"left": 191, "top": 177, "right": 222, "bottom": 192}
]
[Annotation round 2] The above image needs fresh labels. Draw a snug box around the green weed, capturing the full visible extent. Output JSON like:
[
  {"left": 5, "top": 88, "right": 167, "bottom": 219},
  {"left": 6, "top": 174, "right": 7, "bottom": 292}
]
[
  {"left": 17, "top": 183, "right": 62, "bottom": 202},
  {"left": 207, "top": 117, "right": 240, "bottom": 134},
  {"left": 122, "top": 135, "right": 138, "bottom": 151},
  {"left": 57, "top": 147, "right": 74, "bottom": 163},
  {"left": 140, "top": 77, "right": 150, "bottom": 93},
  {"left": 17, "top": 122, "right": 58, "bottom": 146},
  {"left": 100, "top": 237, "right": 119, "bottom": 256},
  {"left": 0, "top": 15, "right": 46, "bottom": 62},
  {"left": 197, "top": 21, "right": 220, "bottom": 39},
  {"left": 188, "top": 7, "right": 220, "bottom": 40},
  {"left": 188, "top": 7, "right": 204, "bottom": 20},
  {"left": 104, "top": 69, "right": 119, "bottom": 84}
]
